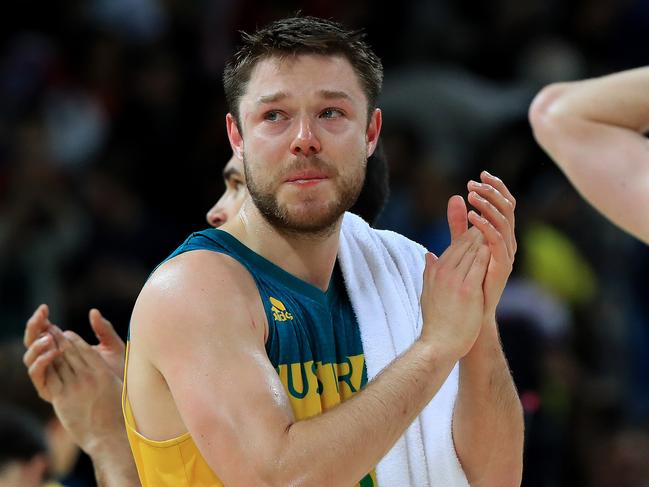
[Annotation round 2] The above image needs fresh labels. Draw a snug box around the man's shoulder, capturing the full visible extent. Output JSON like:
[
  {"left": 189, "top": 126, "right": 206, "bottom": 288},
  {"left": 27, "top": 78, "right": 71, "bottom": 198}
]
[
  {"left": 153, "top": 247, "right": 250, "bottom": 292},
  {"left": 130, "top": 247, "right": 268, "bottom": 365},
  {"left": 135, "top": 249, "right": 259, "bottom": 333}
]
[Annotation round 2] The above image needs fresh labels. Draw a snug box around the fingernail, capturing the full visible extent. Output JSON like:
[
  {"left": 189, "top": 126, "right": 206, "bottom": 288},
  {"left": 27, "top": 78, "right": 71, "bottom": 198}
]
[
  {"left": 469, "top": 180, "right": 481, "bottom": 188},
  {"left": 482, "top": 170, "right": 492, "bottom": 177}
]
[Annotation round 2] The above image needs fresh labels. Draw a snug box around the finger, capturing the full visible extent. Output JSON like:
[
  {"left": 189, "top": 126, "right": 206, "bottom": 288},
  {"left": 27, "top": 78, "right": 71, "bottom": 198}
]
[
  {"left": 464, "top": 244, "right": 491, "bottom": 286},
  {"left": 423, "top": 251, "right": 439, "bottom": 278},
  {"left": 89, "top": 308, "right": 125, "bottom": 353},
  {"left": 455, "top": 238, "right": 482, "bottom": 279},
  {"left": 467, "top": 181, "right": 513, "bottom": 225},
  {"left": 52, "top": 354, "right": 75, "bottom": 384},
  {"left": 467, "top": 181, "right": 515, "bottom": 254},
  {"left": 64, "top": 329, "right": 105, "bottom": 370},
  {"left": 468, "top": 210, "right": 510, "bottom": 264},
  {"left": 447, "top": 195, "right": 468, "bottom": 241},
  {"left": 45, "top": 364, "right": 64, "bottom": 397},
  {"left": 24, "top": 304, "right": 50, "bottom": 347},
  {"left": 50, "top": 328, "right": 89, "bottom": 373},
  {"left": 441, "top": 226, "right": 483, "bottom": 268},
  {"left": 48, "top": 326, "right": 85, "bottom": 375},
  {"left": 467, "top": 191, "right": 513, "bottom": 259},
  {"left": 28, "top": 349, "right": 62, "bottom": 401},
  {"left": 23, "top": 334, "right": 56, "bottom": 368},
  {"left": 481, "top": 171, "right": 517, "bottom": 255},
  {"left": 480, "top": 171, "right": 516, "bottom": 209}
]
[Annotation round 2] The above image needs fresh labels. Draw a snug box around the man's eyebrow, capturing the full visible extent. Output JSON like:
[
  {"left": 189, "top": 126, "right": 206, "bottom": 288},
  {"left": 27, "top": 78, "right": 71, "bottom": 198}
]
[
  {"left": 223, "top": 167, "right": 243, "bottom": 182},
  {"left": 257, "top": 92, "right": 288, "bottom": 104},
  {"left": 317, "top": 90, "right": 352, "bottom": 101},
  {"left": 256, "top": 90, "right": 352, "bottom": 104}
]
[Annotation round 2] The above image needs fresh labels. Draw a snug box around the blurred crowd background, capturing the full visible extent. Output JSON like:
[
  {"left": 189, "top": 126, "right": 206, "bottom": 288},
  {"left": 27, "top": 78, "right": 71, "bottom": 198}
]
[{"left": 1, "top": 0, "right": 648, "bottom": 486}]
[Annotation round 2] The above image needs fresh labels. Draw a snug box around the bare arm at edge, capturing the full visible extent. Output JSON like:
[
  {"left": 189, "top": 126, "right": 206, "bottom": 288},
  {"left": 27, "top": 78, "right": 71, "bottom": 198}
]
[{"left": 529, "top": 67, "right": 649, "bottom": 244}]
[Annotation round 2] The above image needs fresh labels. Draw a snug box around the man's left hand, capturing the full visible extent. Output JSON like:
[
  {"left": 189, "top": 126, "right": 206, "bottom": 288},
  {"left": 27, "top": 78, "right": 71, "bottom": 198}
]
[{"left": 447, "top": 170, "right": 517, "bottom": 322}]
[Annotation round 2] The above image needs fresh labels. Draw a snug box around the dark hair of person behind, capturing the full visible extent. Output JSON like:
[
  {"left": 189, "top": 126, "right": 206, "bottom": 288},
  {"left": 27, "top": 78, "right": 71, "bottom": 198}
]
[
  {"left": 223, "top": 16, "right": 383, "bottom": 125},
  {"left": 350, "top": 139, "right": 390, "bottom": 226}
]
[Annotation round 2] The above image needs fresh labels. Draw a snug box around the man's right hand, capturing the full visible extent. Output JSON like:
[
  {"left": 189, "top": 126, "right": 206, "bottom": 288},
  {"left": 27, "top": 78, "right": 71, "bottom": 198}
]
[{"left": 419, "top": 224, "right": 490, "bottom": 360}]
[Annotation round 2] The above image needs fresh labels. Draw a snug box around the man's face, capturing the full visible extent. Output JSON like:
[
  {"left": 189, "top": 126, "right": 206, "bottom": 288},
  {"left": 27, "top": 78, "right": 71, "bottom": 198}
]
[
  {"left": 206, "top": 156, "right": 247, "bottom": 227},
  {"left": 230, "top": 54, "right": 381, "bottom": 234}
]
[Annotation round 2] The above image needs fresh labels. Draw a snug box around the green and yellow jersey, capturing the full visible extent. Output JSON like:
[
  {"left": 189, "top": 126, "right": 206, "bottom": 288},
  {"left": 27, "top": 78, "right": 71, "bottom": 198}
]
[{"left": 123, "top": 228, "right": 378, "bottom": 486}]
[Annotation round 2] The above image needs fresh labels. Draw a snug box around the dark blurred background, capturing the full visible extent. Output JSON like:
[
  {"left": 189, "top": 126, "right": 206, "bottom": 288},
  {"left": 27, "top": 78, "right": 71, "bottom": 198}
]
[{"left": 1, "top": 0, "right": 648, "bottom": 486}]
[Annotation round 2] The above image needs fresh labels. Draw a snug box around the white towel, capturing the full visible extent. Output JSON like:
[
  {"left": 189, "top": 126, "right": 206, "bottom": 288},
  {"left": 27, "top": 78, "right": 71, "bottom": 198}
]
[{"left": 339, "top": 212, "right": 470, "bottom": 487}]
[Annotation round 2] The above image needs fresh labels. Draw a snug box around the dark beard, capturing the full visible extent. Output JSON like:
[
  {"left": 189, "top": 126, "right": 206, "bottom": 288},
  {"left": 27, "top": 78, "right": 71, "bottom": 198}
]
[{"left": 244, "top": 154, "right": 366, "bottom": 237}]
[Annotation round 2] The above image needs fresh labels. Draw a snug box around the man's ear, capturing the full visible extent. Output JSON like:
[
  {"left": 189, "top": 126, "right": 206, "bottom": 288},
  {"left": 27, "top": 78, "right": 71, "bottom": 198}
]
[
  {"left": 366, "top": 108, "right": 382, "bottom": 157},
  {"left": 226, "top": 113, "right": 244, "bottom": 160}
]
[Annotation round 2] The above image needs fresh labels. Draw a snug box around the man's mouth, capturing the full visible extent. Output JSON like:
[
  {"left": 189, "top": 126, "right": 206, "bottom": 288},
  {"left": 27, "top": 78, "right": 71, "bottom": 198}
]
[{"left": 285, "top": 170, "right": 329, "bottom": 186}]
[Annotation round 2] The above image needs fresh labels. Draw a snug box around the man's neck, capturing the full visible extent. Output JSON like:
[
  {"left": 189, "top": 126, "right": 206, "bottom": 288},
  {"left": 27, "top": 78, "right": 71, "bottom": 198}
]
[{"left": 221, "top": 201, "right": 342, "bottom": 291}]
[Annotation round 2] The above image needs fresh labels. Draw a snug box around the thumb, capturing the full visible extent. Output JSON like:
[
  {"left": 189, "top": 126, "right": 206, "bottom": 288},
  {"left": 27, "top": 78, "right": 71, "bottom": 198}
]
[
  {"left": 447, "top": 195, "right": 468, "bottom": 241},
  {"left": 88, "top": 309, "right": 124, "bottom": 352},
  {"left": 424, "top": 252, "right": 439, "bottom": 276}
]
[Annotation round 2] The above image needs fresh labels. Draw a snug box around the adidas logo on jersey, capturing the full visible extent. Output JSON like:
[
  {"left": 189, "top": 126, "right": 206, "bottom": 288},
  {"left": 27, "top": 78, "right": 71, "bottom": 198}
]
[{"left": 270, "top": 296, "right": 294, "bottom": 322}]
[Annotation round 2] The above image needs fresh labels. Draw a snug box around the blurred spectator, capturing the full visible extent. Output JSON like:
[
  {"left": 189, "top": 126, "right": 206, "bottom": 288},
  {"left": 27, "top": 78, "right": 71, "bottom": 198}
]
[
  {"left": 0, "top": 341, "right": 82, "bottom": 485},
  {"left": 0, "top": 405, "right": 49, "bottom": 487}
]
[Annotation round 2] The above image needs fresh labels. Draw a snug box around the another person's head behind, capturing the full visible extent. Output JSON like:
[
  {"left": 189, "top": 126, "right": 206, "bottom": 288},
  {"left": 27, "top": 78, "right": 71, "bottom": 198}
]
[{"left": 205, "top": 155, "right": 248, "bottom": 227}]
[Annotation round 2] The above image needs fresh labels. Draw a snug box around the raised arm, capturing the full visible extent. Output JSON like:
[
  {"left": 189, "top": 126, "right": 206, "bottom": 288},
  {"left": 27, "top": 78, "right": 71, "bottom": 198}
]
[
  {"left": 529, "top": 67, "right": 649, "bottom": 243},
  {"left": 23, "top": 305, "right": 139, "bottom": 487},
  {"left": 129, "top": 230, "right": 490, "bottom": 487}
]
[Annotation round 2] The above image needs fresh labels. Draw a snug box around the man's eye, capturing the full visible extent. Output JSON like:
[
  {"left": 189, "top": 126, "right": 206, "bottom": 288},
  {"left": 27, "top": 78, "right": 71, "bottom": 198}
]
[
  {"left": 320, "top": 108, "right": 343, "bottom": 119},
  {"left": 264, "top": 111, "right": 285, "bottom": 122},
  {"left": 226, "top": 179, "right": 242, "bottom": 190}
]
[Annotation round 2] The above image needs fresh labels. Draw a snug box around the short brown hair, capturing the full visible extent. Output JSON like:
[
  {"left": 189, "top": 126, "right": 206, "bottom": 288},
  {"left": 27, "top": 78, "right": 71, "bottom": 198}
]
[{"left": 223, "top": 16, "right": 383, "bottom": 125}]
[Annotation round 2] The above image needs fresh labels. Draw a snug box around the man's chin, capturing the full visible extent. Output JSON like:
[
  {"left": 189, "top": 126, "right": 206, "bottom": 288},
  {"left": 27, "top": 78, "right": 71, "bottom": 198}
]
[{"left": 272, "top": 203, "right": 345, "bottom": 235}]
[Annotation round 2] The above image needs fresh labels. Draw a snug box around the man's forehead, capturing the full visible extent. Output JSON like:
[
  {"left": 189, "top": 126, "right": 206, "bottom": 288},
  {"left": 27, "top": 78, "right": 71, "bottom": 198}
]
[{"left": 243, "top": 54, "right": 365, "bottom": 103}]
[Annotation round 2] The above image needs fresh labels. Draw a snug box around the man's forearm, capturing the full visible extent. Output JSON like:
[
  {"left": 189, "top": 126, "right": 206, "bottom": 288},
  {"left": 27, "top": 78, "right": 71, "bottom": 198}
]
[
  {"left": 88, "top": 436, "right": 140, "bottom": 487},
  {"left": 270, "top": 340, "right": 458, "bottom": 487},
  {"left": 453, "top": 320, "right": 524, "bottom": 487}
]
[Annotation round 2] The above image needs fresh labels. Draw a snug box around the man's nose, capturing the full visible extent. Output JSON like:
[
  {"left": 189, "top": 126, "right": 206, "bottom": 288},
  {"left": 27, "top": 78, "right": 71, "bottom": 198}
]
[
  {"left": 289, "top": 117, "right": 321, "bottom": 157},
  {"left": 206, "top": 203, "right": 227, "bottom": 228}
]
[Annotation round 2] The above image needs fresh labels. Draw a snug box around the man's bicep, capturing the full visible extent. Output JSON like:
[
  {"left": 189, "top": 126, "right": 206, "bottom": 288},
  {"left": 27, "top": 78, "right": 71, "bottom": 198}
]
[
  {"left": 160, "top": 321, "right": 295, "bottom": 485},
  {"left": 135, "top": 254, "right": 295, "bottom": 485}
]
